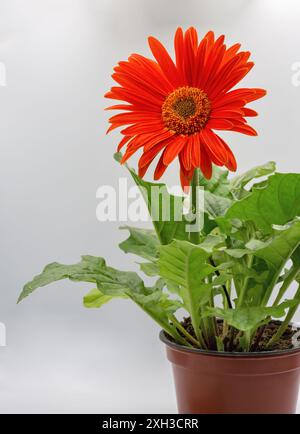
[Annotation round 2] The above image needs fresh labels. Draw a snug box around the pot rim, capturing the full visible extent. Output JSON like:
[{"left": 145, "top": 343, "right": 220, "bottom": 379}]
[{"left": 160, "top": 321, "right": 300, "bottom": 358}]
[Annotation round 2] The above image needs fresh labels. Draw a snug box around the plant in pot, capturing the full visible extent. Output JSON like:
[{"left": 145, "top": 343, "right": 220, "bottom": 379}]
[{"left": 19, "top": 28, "right": 300, "bottom": 414}]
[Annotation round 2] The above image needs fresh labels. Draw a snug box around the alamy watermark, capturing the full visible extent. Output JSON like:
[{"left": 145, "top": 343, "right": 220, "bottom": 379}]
[
  {"left": 0, "top": 62, "right": 6, "bottom": 87},
  {"left": 0, "top": 322, "right": 6, "bottom": 347},
  {"left": 291, "top": 62, "right": 300, "bottom": 87},
  {"left": 96, "top": 178, "right": 204, "bottom": 233}
]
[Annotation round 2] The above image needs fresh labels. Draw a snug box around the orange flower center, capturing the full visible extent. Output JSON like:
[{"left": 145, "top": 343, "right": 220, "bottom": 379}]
[{"left": 162, "top": 86, "right": 211, "bottom": 135}]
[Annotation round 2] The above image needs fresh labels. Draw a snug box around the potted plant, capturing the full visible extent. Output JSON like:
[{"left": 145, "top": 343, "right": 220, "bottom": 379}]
[{"left": 19, "top": 27, "right": 300, "bottom": 414}]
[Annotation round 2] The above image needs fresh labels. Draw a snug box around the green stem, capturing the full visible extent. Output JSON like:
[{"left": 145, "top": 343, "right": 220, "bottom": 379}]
[
  {"left": 210, "top": 288, "right": 218, "bottom": 338},
  {"left": 242, "top": 330, "right": 252, "bottom": 352},
  {"left": 172, "top": 330, "right": 193, "bottom": 348},
  {"left": 273, "top": 266, "right": 300, "bottom": 306},
  {"left": 201, "top": 311, "right": 217, "bottom": 350},
  {"left": 237, "top": 254, "right": 254, "bottom": 308},
  {"left": 189, "top": 168, "right": 201, "bottom": 245},
  {"left": 188, "top": 169, "right": 211, "bottom": 349},
  {"left": 132, "top": 298, "right": 189, "bottom": 346},
  {"left": 187, "top": 297, "right": 208, "bottom": 349},
  {"left": 267, "top": 285, "right": 300, "bottom": 348},
  {"left": 221, "top": 281, "right": 231, "bottom": 340},
  {"left": 222, "top": 320, "right": 229, "bottom": 340},
  {"left": 261, "top": 268, "right": 292, "bottom": 307},
  {"left": 210, "top": 258, "right": 233, "bottom": 309},
  {"left": 169, "top": 315, "right": 201, "bottom": 348}
]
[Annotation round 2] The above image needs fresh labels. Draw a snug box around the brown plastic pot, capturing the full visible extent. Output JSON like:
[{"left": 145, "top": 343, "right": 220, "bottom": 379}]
[{"left": 160, "top": 329, "right": 300, "bottom": 414}]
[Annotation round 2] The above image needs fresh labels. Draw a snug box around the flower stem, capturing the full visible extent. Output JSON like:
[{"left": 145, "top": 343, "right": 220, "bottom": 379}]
[{"left": 190, "top": 168, "right": 201, "bottom": 245}]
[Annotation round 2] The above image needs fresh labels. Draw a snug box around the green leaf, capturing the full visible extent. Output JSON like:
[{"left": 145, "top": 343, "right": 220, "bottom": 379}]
[
  {"left": 83, "top": 288, "right": 116, "bottom": 308},
  {"left": 248, "top": 220, "right": 300, "bottom": 305},
  {"left": 204, "top": 191, "right": 233, "bottom": 218},
  {"left": 18, "top": 256, "right": 108, "bottom": 302},
  {"left": 226, "top": 248, "right": 250, "bottom": 259},
  {"left": 199, "top": 166, "right": 231, "bottom": 197},
  {"left": 20, "top": 255, "right": 182, "bottom": 342},
  {"left": 114, "top": 152, "right": 123, "bottom": 163},
  {"left": 131, "top": 288, "right": 182, "bottom": 317},
  {"left": 119, "top": 226, "right": 159, "bottom": 261},
  {"left": 204, "top": 300, "right": 295, "bottom": 332},
  {"left": 225, "top": 220, "right": 300, "bottom": 305},
  {"left": 114, "top": 154, "right": 190, "bottom": 244},
  {"left": 214, "top": 216, "right": 234, "bottom": 235},
  {"left": 158, "top": 241, "right": 214, "bottom": 299},
  {"left": 158, "top": 240, "right": 215, "bottom": 343},
  {"left": 127, "top": 279, "right": 183, "bottom": 339},
  {"left": 226, "top": 173, "right": 300, "bottom": 234},
  {"left": 198, "top": 166, "right": 233, "bottom": 232},
  {"left": 198, "top": 234, "right": 226, "bottom": 253},
  {"left": 139, "top": 261, "right": 159, "bottom": 277},
  {"left": 19, "top": 255, "right": 145, "bottom": 302},
  {"left": 230, "top": 161, "right": 276, "bottom": 199},
  {"left": 129, "top": 169, "right": 190, "bottom": 245}
]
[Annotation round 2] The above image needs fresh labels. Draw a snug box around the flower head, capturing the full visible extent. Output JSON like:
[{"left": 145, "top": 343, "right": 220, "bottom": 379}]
[{"left": 105, "top": 27, "right": 266, "bottom": 187}]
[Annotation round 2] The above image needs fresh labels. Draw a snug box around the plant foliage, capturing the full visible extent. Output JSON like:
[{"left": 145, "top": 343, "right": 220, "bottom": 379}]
[{"left": 19, "top": 160, "right": 300, "bottom": 352}]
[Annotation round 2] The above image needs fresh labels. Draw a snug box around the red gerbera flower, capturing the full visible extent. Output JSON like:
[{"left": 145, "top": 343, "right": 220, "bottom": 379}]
[{"left": 105, "top": 27, "right": 266, "bottom": 187}]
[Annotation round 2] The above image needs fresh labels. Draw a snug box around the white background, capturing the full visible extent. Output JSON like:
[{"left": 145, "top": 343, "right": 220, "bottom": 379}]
[{"left": 0, "top": 0, "right": 300, "bottom": 413}]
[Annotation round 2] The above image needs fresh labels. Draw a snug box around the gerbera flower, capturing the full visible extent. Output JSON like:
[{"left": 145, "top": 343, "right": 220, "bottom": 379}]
[{"left": 105, "top": 27, "right": 266, "bottom": 187}]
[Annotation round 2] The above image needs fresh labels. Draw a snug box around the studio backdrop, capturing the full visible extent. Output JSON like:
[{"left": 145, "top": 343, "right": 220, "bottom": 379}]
[{"left": 1, "top": 0, "right": 300, "bottom": 413}]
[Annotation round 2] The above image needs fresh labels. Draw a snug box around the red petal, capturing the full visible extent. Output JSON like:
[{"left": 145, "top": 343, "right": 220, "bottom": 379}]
[
  {"left": 211, "top": 109, "right": 244, "bottom": 119},
  {"left": 241, "top": 108, "right": 258, "bottom": 117},
  {"left": 208, "top": 54, "right": 243, "bottom": 99},
  {"left": 163, "top": 136, "right": 186, "bottom": 165},
  {"left": 183, "top": 27, "right": 198, "bottom": 85},
  {"left": 221, "top": 43, "right": 241, "bottom": 66},
  {"left": 138, "top": 140, "right": 169, "bottom": 168},
  {"left": 179, "top": 154, "right": 194, "bottom": 190},
  {"left": 174, "top": 27, "right": 187, "bottom": 85},
  {"left": 109, "top": 112, "right": 160, "bottom": 125},
  {"left": 148, "top": 36, "right": 182, "bottom": 87},
  {"left": 179, "top": 167, "right": 190, "bottom": 190},
  {"left": 105, "top": 104, "right": 136, "bottom": 111},
  {"left": 121, "top": 121, "right": 164, "bottom": 136},
  {"left": 154, "top": 151, "right": 168, "bottom": 180},
  {"left": 194, "top": 37, "right": 208, "bottom": 87},
  {"left": 106, "top": 87, "right": 161, "bottom": 111},
  {"left": 127, "top": 54, "right": 173, "bottom": 94},
  {"left": 121, "top": 138, "right": 144, "bottom": 163},
  {"left": 244, "top": 88, "right": 267, "bottom": 102},
  {"left": 220, "top": 138, "right": 237, "bottom": 171},
  {"left": 200, "top": 129, "right": 227, "bottom": 165},
  {"left": 230, "top": 124, "right": 258, "bottom": 136},
  {"left": 214, "top": 87, "right": 266, "bottom": 107},
  {"left": 212, "top": 98, "right": 246, "bottom": 110},
  {"left": 114, "top": 60, "right": 170, "bottom": 97},
  {"left": 180, "top": 137, "right": 193, "bottom": 170},
  {"left": 199, "top": 145, "right": 213, "bottom": 179},
  {"left": 111, "top": 73, "right": 165, "bottom": 105},
  {"left": 215, "top": 65, "right": 254, "bottom": 95},
  {"left": 117, "top": 135, "right": 132, "bottom": 151},
  {"left": 143, "top": 130, "right": 174, "bottom": 152},
  {"left": 207, "top": 119, "right": 234, "bottom": 130},
  {"left": 191, "top": 134, "right": 201, "bottom": 167},
  {"left": 200, "top": 35, "right": 226, "bottom": 89}
]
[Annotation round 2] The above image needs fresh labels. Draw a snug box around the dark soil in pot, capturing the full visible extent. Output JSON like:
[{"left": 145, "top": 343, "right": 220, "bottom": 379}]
[
  {"left": 160, "top": 321, "right": 300, "bottom": 414},
  {"left": 171, "top": 318, "right": 300, "bottom": 352}
]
